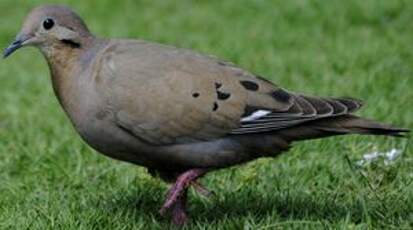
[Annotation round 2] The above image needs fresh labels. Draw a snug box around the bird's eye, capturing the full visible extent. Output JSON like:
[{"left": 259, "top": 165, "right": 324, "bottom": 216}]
[{"left": 42, "top": 18, "right": 55, "bottom": 30}]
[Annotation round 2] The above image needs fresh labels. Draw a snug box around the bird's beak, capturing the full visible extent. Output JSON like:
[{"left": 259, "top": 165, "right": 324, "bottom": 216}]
[{"left": 3, "top": 34, "right": 33, "bottom": 58}]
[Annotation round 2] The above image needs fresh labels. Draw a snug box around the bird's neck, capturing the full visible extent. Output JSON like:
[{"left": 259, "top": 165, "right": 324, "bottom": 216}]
[
  {"left": 42, "top": 36, "right": 105, "bottom": 114},
  {"left": 43, "top": 35, "right": 96, "bottom": 71},
  {"left": 44, "top": 43, "right": 87, "bottom": 108}
]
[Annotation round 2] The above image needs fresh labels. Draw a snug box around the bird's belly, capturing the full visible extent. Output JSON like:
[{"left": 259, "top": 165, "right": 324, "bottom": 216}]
[
  {"left": 72, "top": 115, "right": 282, "bottom": 170},
  {"left": 74, "top": 118, "right": 158, "bottom": 167},
  {"left": 75, "top": 119, "right": 253, "bottom": 169}
]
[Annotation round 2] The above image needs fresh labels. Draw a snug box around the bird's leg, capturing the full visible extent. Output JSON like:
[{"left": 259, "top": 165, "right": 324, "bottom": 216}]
[
  {"left": 170, "top": 190, "right": 187, "bottom": 226},
  {"left": 159, "top": 168, "right": 209, "bottom": 224},
  {"left": 169, "top": 182, "right": 213, "bottom": 226}
]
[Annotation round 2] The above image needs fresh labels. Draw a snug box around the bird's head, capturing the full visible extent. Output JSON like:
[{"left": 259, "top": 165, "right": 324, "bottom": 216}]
[{"left": 3, "top": 5, "right": 93, "bottom": 58}]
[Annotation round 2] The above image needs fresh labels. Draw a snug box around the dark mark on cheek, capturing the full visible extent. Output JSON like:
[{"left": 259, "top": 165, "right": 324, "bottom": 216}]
[{"left": 61, "top": 39, "right": 81, "bottom": 48}]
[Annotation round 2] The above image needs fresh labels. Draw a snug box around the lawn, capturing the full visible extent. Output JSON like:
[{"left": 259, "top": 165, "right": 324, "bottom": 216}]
[{"left": 0, "top": 0, "right": 412, "bottom": 229}]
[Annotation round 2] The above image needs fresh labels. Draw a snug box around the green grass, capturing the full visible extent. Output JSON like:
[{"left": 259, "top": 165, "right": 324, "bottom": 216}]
[{"left": 0, "top": 0, "right": 412, "bottom": 229}]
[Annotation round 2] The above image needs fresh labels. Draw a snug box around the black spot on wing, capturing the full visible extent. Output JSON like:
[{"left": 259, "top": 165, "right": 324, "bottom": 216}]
[
  {"left": 240, "top": 80, "right": 259, "bottom": 91},
  {"left": 213, "top": 102, "right": 219, "bottom": 111},
  {"left": 192, "top": 92, "right": 200, "bottom": 98},
  {"left": 214, "top": 82, "right": 230, "bottom": 101},
  {"left": 217, "top": 91, "right": 231, "bottom": 100},
  {"left": 270, "top": 89, "right": 291, "bottom": 103}
]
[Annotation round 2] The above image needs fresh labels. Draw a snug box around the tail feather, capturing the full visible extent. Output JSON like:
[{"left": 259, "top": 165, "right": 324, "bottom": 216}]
[
  {"left": 278, "top": 115, "right": 409, "bottom": 142},
  {"left": 317, "top": 115, "right": 409, "bottom": 137}
]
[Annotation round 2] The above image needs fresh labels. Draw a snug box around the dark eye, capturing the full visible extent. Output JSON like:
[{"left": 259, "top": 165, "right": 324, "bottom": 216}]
[{"left": 42, "top": 18, "right": 55, "bottom": 30}]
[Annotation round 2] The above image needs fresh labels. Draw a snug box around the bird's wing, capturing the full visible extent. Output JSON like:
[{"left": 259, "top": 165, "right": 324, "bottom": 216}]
[{"left": 95, "top": 40, "right": 362, "bottom": 145}]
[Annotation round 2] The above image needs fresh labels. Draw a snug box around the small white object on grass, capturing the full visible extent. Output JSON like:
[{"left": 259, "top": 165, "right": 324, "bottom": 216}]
[
  {"left": 385, "top": 148, "right": 402, "bottom": 161},
  {"left": 363, "top": 151, "right": 381, "bottom": 161},
  {"left": 356, "top": 148, "right": 402, "bottom": 166}
]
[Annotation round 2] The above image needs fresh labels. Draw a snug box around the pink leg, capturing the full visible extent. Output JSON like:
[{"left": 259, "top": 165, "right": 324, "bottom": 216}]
[
  {"left": 170, "top": 190, "right": 187, "bottom": 226},
  {"left": 159, "top": 168, "right": 209, "bottom": 225}
]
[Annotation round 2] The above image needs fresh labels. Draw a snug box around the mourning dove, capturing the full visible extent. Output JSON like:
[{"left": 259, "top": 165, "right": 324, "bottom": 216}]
[{"left": 4, "top": 5, "right": 409, "bottom": 225}]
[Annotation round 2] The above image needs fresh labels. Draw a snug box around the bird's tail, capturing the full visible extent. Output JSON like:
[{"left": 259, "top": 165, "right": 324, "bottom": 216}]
[{"left": 278, "top": 114, "right": 410, "bottom": 142}]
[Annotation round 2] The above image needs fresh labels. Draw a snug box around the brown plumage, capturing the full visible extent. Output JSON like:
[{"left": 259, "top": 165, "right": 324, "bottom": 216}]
[{"left": 4, "top": 5, "right": 409, "bottom": 226}]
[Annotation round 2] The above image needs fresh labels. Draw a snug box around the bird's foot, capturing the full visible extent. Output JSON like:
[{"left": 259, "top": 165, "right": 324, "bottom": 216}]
[
  {"left": 159, "top": 168, "right": 209, "bottom": 225},
  {"left": 170, "top": 191, "right": 188, "bottom": 226}
]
